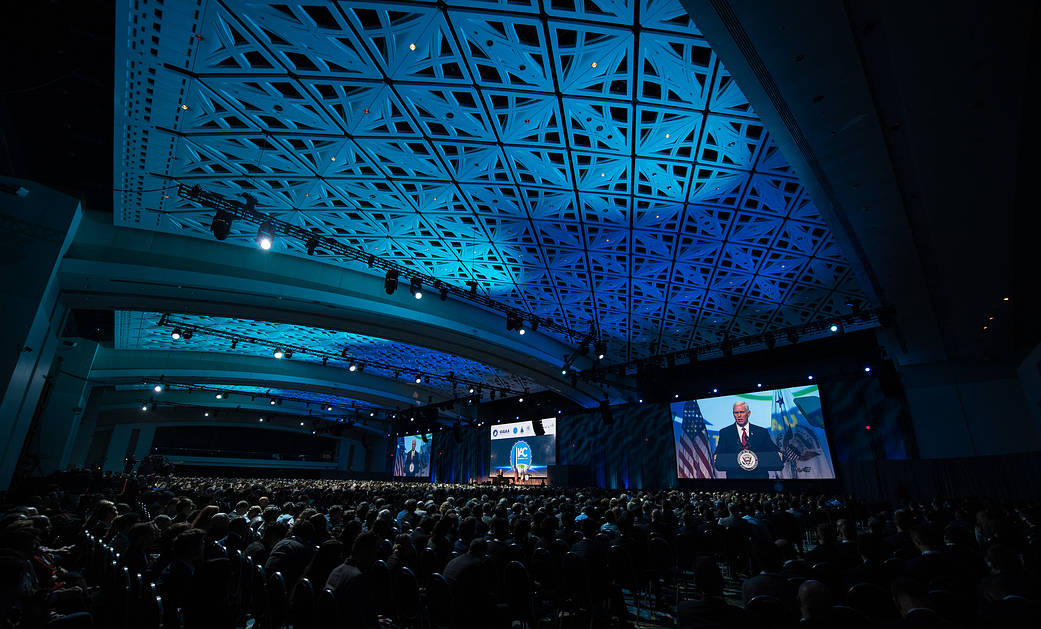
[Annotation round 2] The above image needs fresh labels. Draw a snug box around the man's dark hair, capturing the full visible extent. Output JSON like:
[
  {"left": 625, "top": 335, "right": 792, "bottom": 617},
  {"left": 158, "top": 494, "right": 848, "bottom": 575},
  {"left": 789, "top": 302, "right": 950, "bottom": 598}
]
[
  {"left": 581, "top": 517, "right": 599, "bottom": 539},
  {"left": 351, "top": 531, "right": 378, "bottom": 558},
  {"left": 468, "top": 538, "right": 487, "bottom": 557}
]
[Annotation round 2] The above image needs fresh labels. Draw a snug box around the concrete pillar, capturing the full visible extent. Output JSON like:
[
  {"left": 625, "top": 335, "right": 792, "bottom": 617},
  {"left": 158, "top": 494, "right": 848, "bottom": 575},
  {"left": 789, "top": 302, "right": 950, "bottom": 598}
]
[
  {"left": 103, "top": 425, "right": 134, "bottom": 473},
  {"left": 0, "top": 178, "right": 82, "bottom": 489},
  {"left": 131, "top": 425, "right": 157, "bottom": 465},
  {"left": 30, "top": 342, "right": 99, "bottom": 475},
  {"left": 68, "top": 391, "right": 102, "bottom": 470}
]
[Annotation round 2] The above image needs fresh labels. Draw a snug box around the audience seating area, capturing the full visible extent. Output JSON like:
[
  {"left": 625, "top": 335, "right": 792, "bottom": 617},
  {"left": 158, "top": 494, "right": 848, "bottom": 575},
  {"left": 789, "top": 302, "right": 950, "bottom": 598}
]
[{"left": 2, "top": 470, "right": 1040, "bottom": 628}]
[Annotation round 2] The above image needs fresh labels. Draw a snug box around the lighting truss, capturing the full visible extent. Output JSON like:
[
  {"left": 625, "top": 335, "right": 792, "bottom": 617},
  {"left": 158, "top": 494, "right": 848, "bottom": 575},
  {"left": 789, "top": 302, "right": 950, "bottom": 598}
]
[
  {"left": 158, "top": 313, "right": 525, "bottom": 396},
  {"left": 584, "top": 310, "right": 886, "bottom": 379},
  {"left": 177, "top": 184, "right": 594, "bottom": 343}
]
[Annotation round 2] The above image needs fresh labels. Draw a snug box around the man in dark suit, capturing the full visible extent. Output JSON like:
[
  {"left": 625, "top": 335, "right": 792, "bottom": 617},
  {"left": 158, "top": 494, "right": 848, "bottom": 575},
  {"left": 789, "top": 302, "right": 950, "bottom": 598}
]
[
  {"left": 402, "top": 439, "right": 423, "bottom": 476},
  {"left": 713, "top": 401, "right": 781, "bottom": 479}
]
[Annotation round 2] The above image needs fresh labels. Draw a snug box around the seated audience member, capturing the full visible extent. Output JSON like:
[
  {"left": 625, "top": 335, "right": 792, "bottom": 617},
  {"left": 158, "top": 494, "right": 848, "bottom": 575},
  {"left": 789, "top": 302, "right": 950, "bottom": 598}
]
[
  {"left": 742, "top": 538, "right": 797, "bottom": 613},
  {"left": 264, "top": 519, "right": 316, "bottom": 588},
  {"left": 444, "top": 538, "right": 492, "bottom": 629},
  {"left": 678, "top": 557, "right": 748, "bottom": 629},
  {"left": 797, "top": 579, "right": 833, "bottom": 627},
  {"left": 326, "top": 532, "right": 379, "bottom": 629}
]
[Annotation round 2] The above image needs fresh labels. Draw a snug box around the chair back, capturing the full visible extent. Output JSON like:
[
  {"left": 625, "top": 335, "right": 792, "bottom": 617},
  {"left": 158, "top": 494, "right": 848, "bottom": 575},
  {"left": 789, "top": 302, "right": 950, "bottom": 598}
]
[
  {"left": 426, "top": 573, "right": 453, "bottom": 629},
  {"left": 317, "top": 588, "right": 338, "bottom": 627},
  {"left": 503, "top": 561, "right": 533, "bottom": 620},
  {"left": 418, "top": 546, "right": 439, "bottom": 584},
  {"left": 370, "top": 559, "right": 394, "bottom": 616},
  {"left": 561, "top": 552, "right": 591, "bottom": 607},
  {"left": 746, "top": 595, "right": 791, "bottom": 622},
  {"left": 847, "top": 582, "right": 895, "bottom": 620},
  {"left": 290, "top": 577, "right": 316, "bottom": 629},
  {"left": 608, "top": 544, "right": 638, "bottom": 591},
  {"left": 267, "top": 571, "right": 289, "bottom": 629},
  {"left": 394, "top": 566, "right": 422, "bottom": 621}
]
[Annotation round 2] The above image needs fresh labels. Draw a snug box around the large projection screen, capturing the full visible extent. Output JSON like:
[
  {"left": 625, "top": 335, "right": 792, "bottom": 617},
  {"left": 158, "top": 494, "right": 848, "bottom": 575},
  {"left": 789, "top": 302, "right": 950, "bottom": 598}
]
[
  {"left": 393, "top": 433, "right": 432, "bottom": 478},
  {"left": 672, "top": 385, "right": 835, "bottom": 480},
  {"left": 489, "top": 418, "right": 556, "bottom": 480}
]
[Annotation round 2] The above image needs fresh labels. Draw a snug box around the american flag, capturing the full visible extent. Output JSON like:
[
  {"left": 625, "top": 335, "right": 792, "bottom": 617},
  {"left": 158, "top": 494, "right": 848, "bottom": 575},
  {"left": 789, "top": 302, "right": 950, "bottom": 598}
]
[{"left": 677, "top": 400, "right": 716, "bottom": 478}]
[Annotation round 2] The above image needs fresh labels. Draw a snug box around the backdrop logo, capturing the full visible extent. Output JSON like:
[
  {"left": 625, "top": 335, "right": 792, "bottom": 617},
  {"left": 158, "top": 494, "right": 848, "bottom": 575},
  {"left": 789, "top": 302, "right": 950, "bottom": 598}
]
[
  {"left": 513, "top": 427, "right": 518, "bottom": 434},
  {"left": 492, "top": 429, "right": 498, "bottom": 437},
  {"left": 510, "top": 440, "right": 532, "bottom": 472}
]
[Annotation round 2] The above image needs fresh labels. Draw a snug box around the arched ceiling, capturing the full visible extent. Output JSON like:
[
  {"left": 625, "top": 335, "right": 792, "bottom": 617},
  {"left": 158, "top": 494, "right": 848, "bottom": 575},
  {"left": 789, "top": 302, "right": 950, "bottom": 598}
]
[{"left": 108, "top": 0, "right": 869, "bottom": 415}]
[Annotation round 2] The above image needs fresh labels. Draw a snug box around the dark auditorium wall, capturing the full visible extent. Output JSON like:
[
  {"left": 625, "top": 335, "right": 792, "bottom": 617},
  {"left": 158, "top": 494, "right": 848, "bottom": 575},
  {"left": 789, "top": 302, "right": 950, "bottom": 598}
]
[
  {"left": 556, "top": 403, "right": 676, "bottom": 490},
  {"left": 818, "top": 375, "right": 913, "bottom": 461}
]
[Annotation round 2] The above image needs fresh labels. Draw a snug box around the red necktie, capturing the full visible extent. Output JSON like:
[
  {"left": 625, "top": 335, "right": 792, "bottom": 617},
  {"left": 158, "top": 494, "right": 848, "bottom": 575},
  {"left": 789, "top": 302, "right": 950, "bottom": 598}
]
[{"left": 741, "top": 428, "right": 747, "bottom": 447}]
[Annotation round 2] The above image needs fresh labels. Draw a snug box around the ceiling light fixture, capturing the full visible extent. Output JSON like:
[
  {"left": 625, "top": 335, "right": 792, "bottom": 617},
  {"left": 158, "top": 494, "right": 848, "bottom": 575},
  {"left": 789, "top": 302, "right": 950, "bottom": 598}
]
[
  {"left": 171, "top": 328, "right": 182, "bottom": 340},
  {"left": 211, "top": 209, "right": 233, "bottom": 240},
  {"left": 256, "top": 220, "right": 275, "bottom": 250},
  {"left": 410, "top": 277, "right": 423, "bottom": 299},
  {"left": 273, "top": 348, "right": 284, "bottom": 359},
  {"left": 384, "top": 270, "right": 399, "bottom": 294}
]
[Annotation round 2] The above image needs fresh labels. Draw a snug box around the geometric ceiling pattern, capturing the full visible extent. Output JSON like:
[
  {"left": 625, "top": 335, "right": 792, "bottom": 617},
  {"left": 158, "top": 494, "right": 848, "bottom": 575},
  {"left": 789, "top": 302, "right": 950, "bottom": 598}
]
[
  {"left": 115, "top": 310, "right": 540, "bottom": 396},
  {"left": 115, "top": 0, "right": 866, "bottom": 364}
]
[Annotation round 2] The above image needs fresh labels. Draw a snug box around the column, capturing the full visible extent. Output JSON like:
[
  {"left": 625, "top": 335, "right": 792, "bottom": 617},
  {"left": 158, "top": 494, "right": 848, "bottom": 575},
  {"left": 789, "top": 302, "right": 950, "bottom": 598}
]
[{"left": 0, "top": 179, "right": 83, "bottom": 490}]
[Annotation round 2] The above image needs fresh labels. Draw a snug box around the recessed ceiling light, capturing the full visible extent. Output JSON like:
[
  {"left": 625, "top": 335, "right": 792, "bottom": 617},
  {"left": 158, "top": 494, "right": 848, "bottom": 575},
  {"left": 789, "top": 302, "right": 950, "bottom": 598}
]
[
  {"left": 409, "top": 43, "right": 416, "bottom": 51},
  {"left": 591, "top": 62, "right": 598, "bottom": 68}
]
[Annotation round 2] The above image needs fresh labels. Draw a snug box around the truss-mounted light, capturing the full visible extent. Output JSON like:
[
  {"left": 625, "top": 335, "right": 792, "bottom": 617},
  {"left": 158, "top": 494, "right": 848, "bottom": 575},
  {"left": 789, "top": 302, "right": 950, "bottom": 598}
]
[
  {"left": 385, "top": 270, "right": 399, "bottom": 294},
  {"left": 410, "top": 277, "right": 423, "bottom": 299},
  {"left": 273, "top": 348, "right": 284, "bottom": 359},
  {"left": 256, "top": 220, "right": 275, "bottom": 250},
  {"left": 170, "top": 328, "right": 182, "bottom": 340}
]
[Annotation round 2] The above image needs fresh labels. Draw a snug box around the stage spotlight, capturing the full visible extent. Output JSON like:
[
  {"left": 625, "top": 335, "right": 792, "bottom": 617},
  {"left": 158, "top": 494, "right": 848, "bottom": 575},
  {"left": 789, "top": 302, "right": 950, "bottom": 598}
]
[
  {"left": 712, "top": 388, "right": 718, "bottom": 393},
  {"left": 182, "top": 329, "right": 194, "bottom": 340},
  {"left": 829, "top": 323, "right": 840, "bottom": 333},
  {"left": 153, "top": 383, "right": 163, "bottom": 393},
  {"left": 763, "top": 332, "right": 776, "bottom": 349},
  {"left": 348, "top": 361, "right": 358, "bottom": 372},
  {"left": 273, "top": 348, "right": 284, "bottom": 359},
  {"left": 259, "top": 417, "right": 264, "bottom": 423},
  {"left": 808, "top": 375, "right": 814, "bottom": 381},
  {"left": 140, "top": 405, "right": 148, "bottom": 412},
  {"left": 256, "top": 220, "right": 275, "bottom": 250},
  {"left": 326, "top": 405, "right": 333, "bottom": 411},
  {"left": 506, "top": 312, "right": 521, "bottom": 332},
  {"left": 864, "top": 366, "right": 872, "bottom": 373},
  {"left": 595, "top": 341, "right": 606, "bottom": 360},
  {"left": 410, "top": 277, "right": 423, "bottom": 299},
  {"left": 561, "top": 366, "right": 568, "bottom": 375},
  {"left": 384, "top": 270, "right": 399, "bottom": 294},
  {"left": 171, "top": 328, "right": 182, "bottom": 340},
  {"left": 305, "top": 236, "right": 319, "bottom": 255},
  {"left": 270, "top": 399, "right": 277, "bottom": 405},
  {"left": 211, "top": 209, "right": 233, "bottom": 240},
  {"left": 439, "top": 283, "right": 449, "bottom": 301},
  {"left": 284, "top": 350, "right": 293, "bottom": 359},
  {"left": 215, "top": 392, "right": 224, "bottom": 399},
  {"left": 468, "top": 386, "right": 475, "bottom": 394},
  {"left": 415, "top": 375, "right": 423, "bottom": 384},
  {"left": 519, "top": 325, "right": 526, "bottom": 335}
]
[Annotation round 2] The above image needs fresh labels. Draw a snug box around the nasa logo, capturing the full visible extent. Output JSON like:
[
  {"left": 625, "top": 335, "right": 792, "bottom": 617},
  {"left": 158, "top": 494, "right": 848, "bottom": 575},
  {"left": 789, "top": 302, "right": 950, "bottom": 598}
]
[{"left": 510, "top": 440, "right": 532, "bottom": 473}]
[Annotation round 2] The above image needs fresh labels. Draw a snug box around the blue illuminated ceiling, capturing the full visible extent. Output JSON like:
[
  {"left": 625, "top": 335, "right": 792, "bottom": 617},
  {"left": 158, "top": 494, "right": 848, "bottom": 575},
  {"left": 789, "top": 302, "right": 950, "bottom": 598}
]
[
  {"left": 116, "top": 310, "right": 538, "bottom": 395},
  {"left": 114, "top": 0, "right": 865, "bottom": 364}
]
